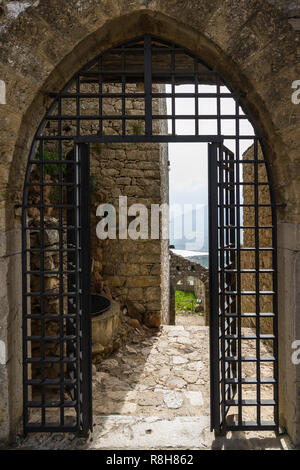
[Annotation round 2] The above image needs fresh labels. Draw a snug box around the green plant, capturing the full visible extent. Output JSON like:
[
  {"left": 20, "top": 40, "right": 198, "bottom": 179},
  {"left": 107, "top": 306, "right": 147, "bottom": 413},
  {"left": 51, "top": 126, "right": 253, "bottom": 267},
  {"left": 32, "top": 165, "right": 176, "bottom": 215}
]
[
  {"left": 175, "top": 290, "right": 197, "bottom": 312},
  {"left": 94, "top": 143, "right": 103, "bottom": 154},
  {"left": 90, "top": 174, "right": 100, "bottom": 194},
  {"left": 131, "top": 121, "right": 144, "bottom": 135},
  {"left": 49, "top": 186, "right": 60, "bottom": 205},
  {"left": 34, "top": 148, "right": 67, "bottom": 179}
]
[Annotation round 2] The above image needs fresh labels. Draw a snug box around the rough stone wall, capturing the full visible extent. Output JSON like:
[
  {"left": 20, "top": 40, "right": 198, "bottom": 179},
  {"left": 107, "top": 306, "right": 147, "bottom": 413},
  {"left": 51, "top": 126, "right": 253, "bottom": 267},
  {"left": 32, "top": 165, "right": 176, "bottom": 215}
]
[
  {"left": 90, "top": 139, "right": 163, "bottom": 328},
  {"left": 88, "top": 84, "right": 168, "bottom": 328},
  {"left": 242, "top": 144, "right": 273, "bottom": 334},
  {"left": 0, "top": 0, "right": 299, "bottom": 445},
  {"left": 169, "top": 251, "right": 209, "bottom": 325},
  {"left": 268, "top": 0, "right": 300, "bottom": 30},
  {"left": 175, "top": 277, "right": 196, "bottom": 294},
  {"left": 33, "top": 81, "right": 168, "bottom": 329}
]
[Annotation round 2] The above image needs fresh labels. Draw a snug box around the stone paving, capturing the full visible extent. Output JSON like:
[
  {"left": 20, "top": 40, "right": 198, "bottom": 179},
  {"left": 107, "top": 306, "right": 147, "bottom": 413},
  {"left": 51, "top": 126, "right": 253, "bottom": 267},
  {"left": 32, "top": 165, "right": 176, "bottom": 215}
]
[{"left": 11, "top": 315, "right": 292, "bottom": 450}]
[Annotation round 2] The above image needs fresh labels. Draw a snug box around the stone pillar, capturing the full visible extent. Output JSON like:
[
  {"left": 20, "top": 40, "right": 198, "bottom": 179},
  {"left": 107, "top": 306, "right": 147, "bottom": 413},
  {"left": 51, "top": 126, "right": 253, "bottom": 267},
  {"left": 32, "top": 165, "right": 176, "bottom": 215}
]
[
  {"left": 278, "top": 222, "right": 300, "bottom": 445},
  {"left": 0, "top": 225, "right": 23, "bottom": 443}
]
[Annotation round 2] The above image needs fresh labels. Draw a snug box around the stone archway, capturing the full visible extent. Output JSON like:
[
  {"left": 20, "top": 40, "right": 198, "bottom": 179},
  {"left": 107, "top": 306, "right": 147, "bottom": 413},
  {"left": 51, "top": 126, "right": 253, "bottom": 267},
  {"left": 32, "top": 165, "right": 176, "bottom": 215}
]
[
  {"left": 169, "top": 251, "right": 209, "bottom": 325},
  {"left": 0, "top": 1, "right": 299, "bottom": 444}
]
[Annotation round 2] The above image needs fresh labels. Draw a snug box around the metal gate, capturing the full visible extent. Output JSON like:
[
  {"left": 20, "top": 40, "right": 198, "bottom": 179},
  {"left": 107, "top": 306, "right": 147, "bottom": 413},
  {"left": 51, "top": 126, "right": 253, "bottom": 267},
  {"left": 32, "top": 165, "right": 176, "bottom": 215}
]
[
  {"left": 21, "top": 34, "right": 278, "bottom": 435},
  {"left": 22, "top": 142, "right": 92, "bottom": 434},
  {"left": 208, "top": 142, "right": 278, "bottom": 433}
]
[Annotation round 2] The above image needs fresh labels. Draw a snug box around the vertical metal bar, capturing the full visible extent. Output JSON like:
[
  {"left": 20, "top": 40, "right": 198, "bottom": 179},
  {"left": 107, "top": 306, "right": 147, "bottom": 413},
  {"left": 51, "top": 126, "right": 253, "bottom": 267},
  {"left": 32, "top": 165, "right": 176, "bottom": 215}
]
[
  {"left": 229, "top": 148, "right": 237, "bottom": 402},
  {"left": 76, "top": 76, "right": 80, "bottom": 137},
  {"left": 235, "top": 100, "right": 242, "bottom": 427},
  {"left": 144, "top": 34, "right": 152, "bottom": 136},
  {"left": 22, "top": 165, "right": 30, "bottom": 433},
  {"left": 98, "top": 56, "right": 103, "bottom": 137},
  {"left": 219, "top": 145, "right": 226, "bottom": 428},
  {"left": 171, "top": 47, "right": 176, "bottom": 137},
  {"left": 74, "top": 144, "right": 81, "bottom": 430},
  {"left": 216, "top": 75, "right": 221, "bottom": 137},
  {"left": 254, "top": 139, "right": 261, "bottom": 426},
  {"left": 272, "top": 181, "right": 279, "bottom": 432},
  {"left": 208, "top": 142, "right": 221, "bottom": 433},
  {"left": 121, "top": 46, "right": 126, "bottom": 136},
  {"left": 58, "top": 96, "right": 65, "bottom": 427},
  {"left": 194, "top": 58, "right": 199, "bottom": 136},
  {"left": 78, "top": 143, "right": 92, "bottom": 435},
  {"left": 39, "top": 140, "right": 46, "bottom": 426},
  {"left": 66, "top": 148, "right": 76, "bottom": 406}
]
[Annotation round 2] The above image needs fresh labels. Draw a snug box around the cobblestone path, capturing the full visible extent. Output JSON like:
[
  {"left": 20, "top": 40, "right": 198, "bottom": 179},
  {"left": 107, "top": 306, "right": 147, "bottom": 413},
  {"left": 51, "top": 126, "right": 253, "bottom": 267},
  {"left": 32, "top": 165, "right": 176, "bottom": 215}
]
[{"left": 12, "top": 317, "right": 291, "bottom": 450}]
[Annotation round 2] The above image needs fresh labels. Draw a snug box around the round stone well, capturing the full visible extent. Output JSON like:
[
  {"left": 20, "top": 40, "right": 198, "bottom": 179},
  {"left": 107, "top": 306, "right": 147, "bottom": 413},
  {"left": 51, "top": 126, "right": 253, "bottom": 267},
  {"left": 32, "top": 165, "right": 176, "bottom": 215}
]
[{"left": 91, "top": 294, "right": 123, "bottom": 359}]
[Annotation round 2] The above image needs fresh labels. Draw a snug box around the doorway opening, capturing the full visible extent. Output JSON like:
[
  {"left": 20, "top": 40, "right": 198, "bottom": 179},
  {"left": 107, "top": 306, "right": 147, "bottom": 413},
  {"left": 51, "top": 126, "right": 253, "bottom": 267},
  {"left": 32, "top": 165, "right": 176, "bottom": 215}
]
[{"left": 21, "top": 35, "right": 278, "bottom": 439}]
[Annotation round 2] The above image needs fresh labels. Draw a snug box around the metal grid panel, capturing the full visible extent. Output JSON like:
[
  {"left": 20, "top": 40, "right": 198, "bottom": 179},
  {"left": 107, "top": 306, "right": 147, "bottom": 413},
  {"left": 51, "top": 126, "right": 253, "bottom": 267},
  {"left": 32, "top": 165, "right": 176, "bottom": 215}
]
[
  {"left": 22, "top": 34, "right": 278, "bottom": 435},
  {"left": 209, "top": 143, "right": 278, "bottom": 433},
  {"left": 22, "top": 142, "right": 92, "bottom": 434}
]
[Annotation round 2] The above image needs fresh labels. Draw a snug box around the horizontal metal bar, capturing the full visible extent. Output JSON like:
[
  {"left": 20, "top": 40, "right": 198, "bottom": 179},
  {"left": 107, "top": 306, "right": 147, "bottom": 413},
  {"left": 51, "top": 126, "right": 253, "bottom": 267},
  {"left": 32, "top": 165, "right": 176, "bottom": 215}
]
[
  {"left": 26, "top": 335, "right": 77, "bottom": 342},
  {"left": 220, "top": 291, "right": 275, "bottom": 295},
  {"left": 225, "top": 399, "right": 276, "bottom": 406},
  {"left": 45, "top": 114, "right": 146, "bottom": 120},
  {"left": 25, "top": 182, "right": 79, "bottom": 188},
  {"left": 219, "top": 269, "right": 274, "bottom": 273},
  {"left": 50, "top": 91, "right": 234, "bottom": 99},
  {"left": 25, "top": 248, "right": 79, "bottom": 254},
  {"left": 152, "top": 114, "right": 249, "bottom": 120},
  {"left": 35, "top": 134, "right": 258, "bottom": 141},
  {"left": 225, "top": 378, "right": 276, "bottom": 385},
  {"left": 27, "top": 401, "right": 77, "bottom": 408},
  {"left": 50, "top": 92, "right": 146, "bottom": 99},
  {"left": 26, "top": 270, "right": 77, "bottom": 275},
  {"left": 29, "top": 159, "right": 76, "bottom": 165},
  {"left": 25, "top": 226, "right": 78, "bottom": 230},
  {"left": 224, "top": 356, "right": 275, "bottom": 362},
  {"left": 223, "top": 334, "right": 275, "bottom": 340},
  {"left": 25, "top": 314, "right": 77, "bottom": 320},
  {"left": 224, "top": 313, "right": 275, "bottom": 318},
  {"left": 23, "top": 205, "right": 79, "bottom": 210},
  {"left": 218, "top": 182, "right": 269, "bottom": 187},
  {"left": 24, "top": 424, "right": 78, "bottom": 433},
  {"left": 25, "top": 378, "right": 77, "bottom": 385},
  {"left": 218, "top": 248, "right": 274, "bottom": 251},
  {"left": 25, "top": 292, "right": 79, "bottom": 297},
  {"left": 26, "top": 357, "right": 77, "bottom": 364},
  {"left": 218, "top": 204, "right": 273, "bottom": 208},
  {"left": 225, "top": 421, "right": 277, "bottom": 431},
  {"left": 74, "top": 135, "right": 224, "bottom": 143}
]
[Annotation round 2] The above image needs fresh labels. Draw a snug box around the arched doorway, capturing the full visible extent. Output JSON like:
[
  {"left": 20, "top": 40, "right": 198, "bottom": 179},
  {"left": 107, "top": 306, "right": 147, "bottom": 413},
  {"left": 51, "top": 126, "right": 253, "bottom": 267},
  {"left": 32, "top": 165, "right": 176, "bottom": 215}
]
[{"left": 21, "top": 35, "right": 278, "bottom": 436}]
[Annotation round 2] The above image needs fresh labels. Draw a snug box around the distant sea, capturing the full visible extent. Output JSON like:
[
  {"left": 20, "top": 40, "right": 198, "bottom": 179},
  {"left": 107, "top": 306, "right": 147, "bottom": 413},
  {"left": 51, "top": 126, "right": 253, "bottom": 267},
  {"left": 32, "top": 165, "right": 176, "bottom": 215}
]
[{"left": 171, "top": 249, "right": 209, "bottom": 268}]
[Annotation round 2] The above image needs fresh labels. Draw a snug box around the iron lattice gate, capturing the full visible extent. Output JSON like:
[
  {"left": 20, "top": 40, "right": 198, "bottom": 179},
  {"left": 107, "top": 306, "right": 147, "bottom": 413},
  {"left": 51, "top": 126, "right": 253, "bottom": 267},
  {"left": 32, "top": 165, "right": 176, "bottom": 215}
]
[
  {"left": 22, "top": 143, "right": 92, "bottom": 434},
  {"left": 21, "top": 34, "right": 279, "bottom": 435},
  {"left": 208, "top": 142, "right": 278, "bottom": 433}
]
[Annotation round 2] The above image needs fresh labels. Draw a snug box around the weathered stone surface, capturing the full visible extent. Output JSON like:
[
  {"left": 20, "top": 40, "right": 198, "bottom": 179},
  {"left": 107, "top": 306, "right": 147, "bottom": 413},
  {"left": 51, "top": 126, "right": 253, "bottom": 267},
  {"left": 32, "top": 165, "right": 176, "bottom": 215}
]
[
  {"left": 13, "top": 317, "right": 291, "bottom": 449},
  {"left": 138, "top": 392, "right": 163, "bottom": 407},
  {"left": 165, "top": 377, "right": 187, "bottom": 390},
  {"left": 184, "top": 391, "right": 204, "bottom": 406},
  {"left": 172, "top": 356, "right": 188, "bottom": 365},
  {"left": 163, "top": 391, "right": 184, "bottom": 409}
]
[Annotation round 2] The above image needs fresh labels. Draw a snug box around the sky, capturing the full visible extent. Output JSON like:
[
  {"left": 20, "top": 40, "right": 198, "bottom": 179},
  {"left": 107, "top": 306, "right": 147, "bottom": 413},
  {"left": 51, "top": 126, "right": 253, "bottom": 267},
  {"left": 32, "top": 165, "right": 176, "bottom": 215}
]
[
  {"left": 167, "top": 84, "right": 255, "bottom": 251},
  {"left": 167, "top": 84, "right": 255, "bottom": 209}
]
